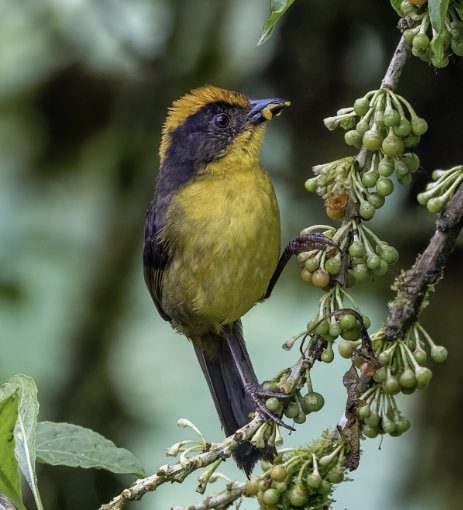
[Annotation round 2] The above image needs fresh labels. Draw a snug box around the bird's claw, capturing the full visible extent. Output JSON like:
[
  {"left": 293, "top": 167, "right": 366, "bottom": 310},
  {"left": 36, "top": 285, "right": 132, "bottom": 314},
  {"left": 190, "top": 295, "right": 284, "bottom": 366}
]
[
  {"left": 295, "top": 233, "right": 339, "bottom": 254},
  {"left": 245, "top": 383, "right": 295, "bottom": 432}
]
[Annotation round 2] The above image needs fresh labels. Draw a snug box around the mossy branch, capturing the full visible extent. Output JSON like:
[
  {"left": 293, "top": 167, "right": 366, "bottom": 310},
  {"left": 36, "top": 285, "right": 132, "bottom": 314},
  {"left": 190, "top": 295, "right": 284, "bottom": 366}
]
[{"left": 386, "top": 181, "right": 463, "bottom": 339}]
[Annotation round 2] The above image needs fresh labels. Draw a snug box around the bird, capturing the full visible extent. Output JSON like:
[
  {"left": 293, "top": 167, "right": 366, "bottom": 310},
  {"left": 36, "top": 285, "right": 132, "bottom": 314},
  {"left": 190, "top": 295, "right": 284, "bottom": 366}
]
[{"left": 143, "top": 86, "right": 332, "bottom": 475}]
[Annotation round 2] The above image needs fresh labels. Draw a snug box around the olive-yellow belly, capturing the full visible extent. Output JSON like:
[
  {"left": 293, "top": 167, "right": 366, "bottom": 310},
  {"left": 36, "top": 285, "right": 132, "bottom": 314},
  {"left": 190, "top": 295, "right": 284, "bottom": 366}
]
[{"left": 161, "top": 165, "right": 280, "bottom": 337}]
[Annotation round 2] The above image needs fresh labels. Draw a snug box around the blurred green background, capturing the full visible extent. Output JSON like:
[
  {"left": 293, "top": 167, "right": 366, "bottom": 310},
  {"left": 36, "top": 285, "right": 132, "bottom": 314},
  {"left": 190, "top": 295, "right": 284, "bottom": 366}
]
[{"left": 1, "top": 0, "right": 462, "bottom": 509}]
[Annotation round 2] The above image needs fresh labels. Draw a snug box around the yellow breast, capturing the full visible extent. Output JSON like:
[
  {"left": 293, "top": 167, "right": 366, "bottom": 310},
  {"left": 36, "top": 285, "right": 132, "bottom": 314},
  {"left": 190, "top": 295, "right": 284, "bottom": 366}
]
[{"left": 161, "top": 159, "right": 280, "bottom": 335}]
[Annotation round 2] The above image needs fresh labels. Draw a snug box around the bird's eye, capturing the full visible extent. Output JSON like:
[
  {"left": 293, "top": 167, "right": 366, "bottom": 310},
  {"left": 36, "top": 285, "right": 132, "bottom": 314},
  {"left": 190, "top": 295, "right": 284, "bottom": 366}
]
[{"left": 214, "top": 113, "right": 230, "bottom": 128}]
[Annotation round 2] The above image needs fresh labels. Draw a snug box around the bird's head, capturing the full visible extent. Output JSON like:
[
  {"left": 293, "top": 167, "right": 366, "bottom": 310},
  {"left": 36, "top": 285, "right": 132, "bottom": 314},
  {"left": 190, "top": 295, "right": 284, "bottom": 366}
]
[{"left": 159, "top": 86, "right": 290, "bottom": 168}]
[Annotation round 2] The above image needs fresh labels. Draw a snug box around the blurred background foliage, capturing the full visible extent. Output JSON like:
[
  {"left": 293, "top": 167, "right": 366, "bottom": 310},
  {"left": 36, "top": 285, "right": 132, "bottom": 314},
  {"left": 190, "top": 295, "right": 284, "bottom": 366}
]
[{"left": 0, "top": 0, "right": 462, "bottom": 509}]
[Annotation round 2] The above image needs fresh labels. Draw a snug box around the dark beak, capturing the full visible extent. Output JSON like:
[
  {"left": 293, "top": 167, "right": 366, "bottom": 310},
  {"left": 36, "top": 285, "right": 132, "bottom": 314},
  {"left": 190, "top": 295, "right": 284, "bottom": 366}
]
[{"left": 247, "top": 97, "right": 291, "bottom": 124}]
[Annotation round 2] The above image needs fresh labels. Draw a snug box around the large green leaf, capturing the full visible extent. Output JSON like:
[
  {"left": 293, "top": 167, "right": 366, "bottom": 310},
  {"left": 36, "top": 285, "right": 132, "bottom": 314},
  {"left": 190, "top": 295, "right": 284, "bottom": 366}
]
[
  {"left": 429, "top": 0, "right": 450, "bottom": 33},
  {"left": 258, "top": 0, "right": 296, "bottom": 45},
  {"left": 0, "top": 393, "right": 26, "bottom": 510},
  {"left": 0, "top": 375, "right": 43, "bottom": 510},
  {"left": 36, "top": 422, "right": 145, "bottom": 477},
  {"left": 390, "top": 0, "right": 403, "bottom": 16}
]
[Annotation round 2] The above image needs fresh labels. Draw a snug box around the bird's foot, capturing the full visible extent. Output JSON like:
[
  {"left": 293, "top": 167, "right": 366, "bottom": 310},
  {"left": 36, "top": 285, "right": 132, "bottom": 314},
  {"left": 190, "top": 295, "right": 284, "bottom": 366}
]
[
  {"left": 290, "top": 232, "right": 338, "bottom": 256},
  {"left": 245, "top": 383, "right": 295, "bottom": 431}
]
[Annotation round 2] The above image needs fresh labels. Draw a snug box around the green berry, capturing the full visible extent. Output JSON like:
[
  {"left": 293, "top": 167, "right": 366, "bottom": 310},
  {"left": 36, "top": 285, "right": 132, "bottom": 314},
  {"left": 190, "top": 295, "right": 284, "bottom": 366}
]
[
  {"left": 362, "top": 424, "right": 378, "bottom": 438},
  {"left": 393, "top": 118, "right": 412, "bottom": 138},
  {"left": 412, "top": 33, "right": 430, "bottom": 51},
  {"left": 431, "top": 345, "right": 448, "bottom": 363},
  {"left": 378, "top": 350, "right": 390, "bottom": 364},
  {"left": 399, "top": 368, "right": 416, "bottom": 389},
  {"left": 404, "top": 134, "right": 420, "bottom": 148},
  {"left": 368, "top": 192, "right": 385, "bottom": 209},
  {"left": 341, "top": 326, "right": 361, "bottom": 341},
  {"left": 294, "top": 412, "right": 307, "bottom": 424},
  {"left": 349, "top": 241, "right": 366, "bottom": 258},
  {"left": 339, "top": 313, "right": 357, "bottom": 330},
  {"left": 364, "top": 410, "right": 379, "bottom": 426},
  {"left": 431, "top": 55, "right": 449, "bottom": 68},
  {"left": 245, "top": 479, "right": 260, "bottom": 496},
  {"left": 403, "top": 28, "right": 418, "bottom": 45},
  {"left": 402, "top": 152, "right": 420, "bottom": 173},
  {"left": 270, "top": 465, "right": 287, "bottom": 482},
  {"left": 362, "top": 171, "right": 379, "bottom": 188},
  {"left": 263, "top": 488, "right": 280, "bottom": 505},
  {"left": 305, "top": 177, "right": 318, "bottom": 192},
  {"left": 382, "top": 417, "right": 396, "bottom": 435},
  {"left": 394, "top": 159, "right": 409, "bottom": 177},
  {"left": 363, "top": 128, "right": 383, "bottom": 151},
  {"left": 415, "top": 366, "right": 433, "bottom": 386},
  {"left": 373, "top": 366, "right": 387, "bottom": 383},
  {"left": 338, "top": 339, "right": 357, "bottom": 359},
  {"left": 395, "top": 416, "right": 411, "bottom": 434},
  {"left": 426, "top": 197, "right": 445, "bottom": 214},
  {"left": 321, "top": 345, "right": 334, "bottom": 363},
  {"left": 352, "top": 263, "right": 370, "bottom": 283},
  {"left": 328, "top": 468, "right": 344, "bottom": 484},
  {"left": 379, "top": 244, "right": 399, "bottom": 264},
  {"left": 284, "top": 402, "right": 299, "bottom": 419},
  {"left": 366, "top": 254, "right": 381, "bottom": 270},
  {"left": 273, "top": 481, "right": 288, "bottom": 492},
  {"left": 305, "top": 257, "right": 320, "bottom": 272},
  {"left": 376, "top": 177, "right": 394, "bottom": 197},
  {"left": 384, "top": 109, "right": 401, "bottom": 127},
  {"left": 325, "top": 256, "right": 341, "bottom": 275},
  {"left": 315, "top": 320, "right": 329, "bottom": 335},
  {"left": 373, "top": 259, "right": 389, "bottom": 276},
  {"left": 378, "top": 157, "right": 394, "bottom": 176},
  {"left": 400, "top": 0, "right": 415, "bottom": 15},
  {"left": 360, "top": 201, "right": 375, "bottom": 220},
  {"left": 356, "top": 119, "right": 369, "bottom": 136},
  {"left": 266, "top": 397, "right": 280, "bottom": 412},
  {"left": 303, "top": 392, "right": 325, "bottom": 412},
  {"left": 414, "top": 350, "right": 427, "bottom": 365},
  {"left": 319, "top": 480, "right": 332, "bottom": 495},
  {"left": 382, "top": 133, "right": 404, "bottom": 157},
  {"left": 288, "top": 484, "right": 308, "bottom": 507},
  {"left": 398, "top": 173, "right": 412, "bottom": 185},
  {"left": 358, "top": 404, "right": 371, "bottom": 419},
  {"left": 345, "top": 129, "right": 362, "bottom": 147},
  {"left": 329, "top": 321, "right": 342, "bottom": 337},
  {"left": 354, "top": 97, "right": 370, "bottom": 116},
  {"left": 306, "top": 471, "right": 322, "bottom": 489},
  {"left": 411, "top": 117, "right": 428, "bottom": 136}
]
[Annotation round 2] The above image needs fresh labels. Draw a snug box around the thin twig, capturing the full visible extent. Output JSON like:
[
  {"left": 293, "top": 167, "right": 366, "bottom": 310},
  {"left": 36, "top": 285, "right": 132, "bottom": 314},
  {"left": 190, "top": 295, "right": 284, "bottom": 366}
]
[{"left": 171, "top": 482, "right": 245, "bottom": 510}]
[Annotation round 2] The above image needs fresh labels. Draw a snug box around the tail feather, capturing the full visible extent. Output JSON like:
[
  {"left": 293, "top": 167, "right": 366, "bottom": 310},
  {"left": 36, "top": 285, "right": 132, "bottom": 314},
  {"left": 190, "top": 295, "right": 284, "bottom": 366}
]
[{"left": 193, "top": 321, "right": 275, "bottom": 476}]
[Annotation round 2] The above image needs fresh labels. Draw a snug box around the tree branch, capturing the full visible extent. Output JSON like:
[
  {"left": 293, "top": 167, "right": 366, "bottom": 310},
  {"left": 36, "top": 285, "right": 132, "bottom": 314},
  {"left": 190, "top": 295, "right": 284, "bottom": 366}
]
[
  {"left": 99, "top": 338, "right": 325, "bottom": 510},
  {"left": 386, "top": 182, "right": 463, "bottom": 339}
]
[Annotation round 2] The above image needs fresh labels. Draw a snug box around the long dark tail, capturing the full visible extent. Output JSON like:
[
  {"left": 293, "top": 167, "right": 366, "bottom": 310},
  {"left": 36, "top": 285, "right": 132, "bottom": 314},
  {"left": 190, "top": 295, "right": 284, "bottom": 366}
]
[{"left": 193, "top": 320, "right": 275, "bottom": 476}]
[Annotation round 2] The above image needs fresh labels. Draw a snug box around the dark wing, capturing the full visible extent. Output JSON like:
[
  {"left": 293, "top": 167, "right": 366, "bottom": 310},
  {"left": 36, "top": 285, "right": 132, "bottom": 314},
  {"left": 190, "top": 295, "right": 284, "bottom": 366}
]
[{"left": 143, "top": 203, "right": 171, "bottom": 322}]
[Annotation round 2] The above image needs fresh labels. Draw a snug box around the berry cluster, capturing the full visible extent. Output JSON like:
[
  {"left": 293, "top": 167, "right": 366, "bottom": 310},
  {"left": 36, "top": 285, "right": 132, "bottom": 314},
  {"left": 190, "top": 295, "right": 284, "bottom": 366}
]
[
  {"left": 307, "top": 89, "right": 426, "bottom": 220},
  {"left": 298, "top": 222, "right": 399, "bottom": 288},
  {"left": 245, "top": 432, "right": 346, "bottom": 509},
  {"left": 418, "top": 164, "right": 463, "bottom": 213},
  {"left": 400, "top": 0, "right": 463, "bottom": 67},
  {"left": 263, "top": 369, "right": 325, "bottom": 426},
  {"left": 357, "top": 323, "right": 447, "bottom": 438}
]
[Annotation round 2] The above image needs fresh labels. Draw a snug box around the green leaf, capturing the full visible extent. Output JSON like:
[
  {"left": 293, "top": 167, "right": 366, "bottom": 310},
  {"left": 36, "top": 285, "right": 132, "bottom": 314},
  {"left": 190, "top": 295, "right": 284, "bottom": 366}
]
[
  {"left": 0, "top": 375, "right": 43, "bottom": 510},
  {"left": 430, "top": 30, "right": 445, "bottom": 61},
  {"left": 0, "top": 393, "right": 26, "bottom": 510},
  {"left": 258, "top": 0, "right": 296, "bottom": 45},
  {"left": 390, "top": 0, "right": 403, "bottom": 16},
  {"left": 429, "top": 0, "right": 450, "bottom": 33},
  {"left": 36, "top": 422, "right": 145, "bottom": 477}
]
